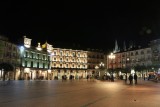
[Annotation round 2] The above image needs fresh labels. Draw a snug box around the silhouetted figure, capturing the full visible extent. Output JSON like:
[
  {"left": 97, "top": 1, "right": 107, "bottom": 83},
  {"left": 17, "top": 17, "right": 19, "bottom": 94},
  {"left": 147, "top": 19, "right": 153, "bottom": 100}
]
[
  {"left": 134, "top": 73, "right": 137, "bottom": 84},
  {"left": 111, "top": 74, "right": 114, "bottom": 82},
  {"left": 148, "top": 74, "right": 151, "bottom": 80},
  {"left": 123, "top": 74, "right": 127, "bottom": 83},
  {"left": 129, "top": 74, "right": 133, "bottom": 84},
  {"left": 87, "top": 75, "right": 89, "bottom": 81}
]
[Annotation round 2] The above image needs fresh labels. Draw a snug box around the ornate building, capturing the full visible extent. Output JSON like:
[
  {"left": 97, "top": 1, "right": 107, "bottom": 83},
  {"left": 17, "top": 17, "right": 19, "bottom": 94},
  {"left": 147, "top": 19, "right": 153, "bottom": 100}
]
[
  {"left": 50, "top": 48, "right": 87, "bottom": 79},
  {"left": 18, "top": 36, "right": 52, "bottom": 80},
  {"left": 14, "top": 36, "right": 88, "bottom": 80}
]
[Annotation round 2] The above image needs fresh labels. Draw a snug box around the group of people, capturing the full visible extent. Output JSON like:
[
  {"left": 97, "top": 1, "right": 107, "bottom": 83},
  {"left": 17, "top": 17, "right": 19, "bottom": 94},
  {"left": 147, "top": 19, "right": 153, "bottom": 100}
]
[
  {"left": 123, "top": 73, "right": 137, "bottom": 84},
  {"left": 129, "top": 73, "right": 137, "bottom": 84}
]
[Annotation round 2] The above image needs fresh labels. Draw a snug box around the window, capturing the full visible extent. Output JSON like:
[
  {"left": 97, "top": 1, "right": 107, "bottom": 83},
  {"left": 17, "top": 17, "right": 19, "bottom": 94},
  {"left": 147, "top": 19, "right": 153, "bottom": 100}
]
[
  {"left": 73, "top": 52, "right": 75, "bottom": 57},
  {"left": 48, "top": 63, "right": 50, "bottom": 69},
  {"left": 43, "top": 55, "right": 45, "bottom": 60},
  {"left": 141, "top": 51, "right": 144, "bottom": 55},
  {"left": 60, "top": 64, "right": 62, "bottom": 67},
  {"left": 31, "top": 61, "right": 33, "bottom": 67},
  {"left": 48, "top": 56, "right": 50, "bottom": 61},
  {"left": 131, "top": 52, "right": 133, "bottom": 56},
  {"left": 147, "top": 50, "right": 151, "bottom": 54},
  {"left": 78, "top": 53, "right": 80, "bottom": 57},
  {"left": 60, "top": 51, "right": 63, "bottom": 56},
  {"left": 54, "top": 52, "right": 56, "bottom": 55},
  {"left": 37, "top": 62, "right": 39, "bottom": 68},
  {"left": 25, "top": 51, "right": 28, "bottom": 57},
  {"left": 43, "top": 63, "right": 45, "bottom": 68},
  {"left": 37, "top": 54, "right": 39, "bottom": 59},
  {"left": 60, "top": 58, "right": 63, "bottom": 62},
  {"left": 31, "top": 53, "right": 34, "bottom": 58},
  {"left": 66, "top": 52, "right": 68, "bottom": 56},
  {"left": 25, "top": 61, "right": 27, "bottom": 67},
  {"left": 54, "top": 63, "right": 56, "bottom": 67}
]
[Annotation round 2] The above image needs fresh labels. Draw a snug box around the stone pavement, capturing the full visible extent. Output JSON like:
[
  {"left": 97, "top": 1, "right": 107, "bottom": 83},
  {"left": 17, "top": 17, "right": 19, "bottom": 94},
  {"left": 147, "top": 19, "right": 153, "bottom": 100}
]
[{"left": 0, "top": 79, "right": 160, "bottom": 107}]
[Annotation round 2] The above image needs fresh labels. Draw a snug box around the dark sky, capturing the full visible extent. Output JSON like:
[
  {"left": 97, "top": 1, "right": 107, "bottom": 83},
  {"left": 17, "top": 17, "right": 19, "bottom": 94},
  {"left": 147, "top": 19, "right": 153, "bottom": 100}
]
[{"left": 0, "top": 1, "right": 160, "bottom": 51}]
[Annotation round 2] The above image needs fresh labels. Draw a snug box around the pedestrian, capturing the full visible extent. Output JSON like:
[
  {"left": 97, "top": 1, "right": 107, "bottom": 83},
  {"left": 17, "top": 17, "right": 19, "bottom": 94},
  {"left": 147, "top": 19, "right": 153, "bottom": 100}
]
[
  {"left": 144, "top": 74, "right": 145, "bottom": 80},
  {"left": 87, "top": 75, "right": 89, "bottom": 81},
  {"left": 129, "top": 74, "right": 133, "bottom": 84},
  {"left": 148, "top": 74, "right": 151, "bottom": 80},
  {"left": 123, "top": 74, "right": 127, "bottom": 83},
  {"left": 134, "top": 73, "right": 137, "bottom": 84},
  {"left": 123, "top": 74, "right": 126, "bottom": 83},
  {"left": 125, "top": 74, "right": 127, "bottom": 83},
  {"left": 111, "top": 74, "right": 114, "bottom": 82}
]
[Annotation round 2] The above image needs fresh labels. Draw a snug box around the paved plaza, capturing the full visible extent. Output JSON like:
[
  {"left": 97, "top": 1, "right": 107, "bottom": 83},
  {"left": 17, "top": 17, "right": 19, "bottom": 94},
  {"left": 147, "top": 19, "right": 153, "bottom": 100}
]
[{"left": 0, "top": 79, "right": 160, "bottom": 107}]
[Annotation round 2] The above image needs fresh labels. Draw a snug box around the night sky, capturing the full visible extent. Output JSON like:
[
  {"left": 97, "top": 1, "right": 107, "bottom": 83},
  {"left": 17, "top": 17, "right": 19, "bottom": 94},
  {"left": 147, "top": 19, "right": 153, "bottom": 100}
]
[{"left": 0, "top": 1, "right": 160, "bottom": 51}]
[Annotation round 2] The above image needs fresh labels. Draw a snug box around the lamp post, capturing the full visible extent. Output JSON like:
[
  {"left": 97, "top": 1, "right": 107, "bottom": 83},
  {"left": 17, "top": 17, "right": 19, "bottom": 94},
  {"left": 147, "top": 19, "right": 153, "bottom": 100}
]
[
  {"left": 109, "top": 53, "right": 115, "bottom": 81},
  {"left": 99, "top": 62, "right": 104, "bottom": 79},
  {"left": 95, "top": 65, "right": 99, "bottom": 79}
]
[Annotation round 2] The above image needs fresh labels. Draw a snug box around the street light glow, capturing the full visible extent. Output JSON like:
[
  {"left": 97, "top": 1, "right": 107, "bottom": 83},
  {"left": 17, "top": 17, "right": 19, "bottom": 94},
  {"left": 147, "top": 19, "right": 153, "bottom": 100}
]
[
  {"left": 99, "top": 62, "right": 104, "bottom": 67},
  {"left": 109, "top": 52, "right": 115, "bottom": 59}
]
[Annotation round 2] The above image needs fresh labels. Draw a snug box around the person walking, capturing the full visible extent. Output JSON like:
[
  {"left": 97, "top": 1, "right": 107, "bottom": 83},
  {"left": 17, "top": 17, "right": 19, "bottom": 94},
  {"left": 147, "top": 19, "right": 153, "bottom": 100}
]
[
  {"left": 134, "top": 73, "right": 137, "bottom": 84},
  {"left": 123, "top": 74, "right": 127, "bottom": 83},
  {"left": 87, "top": 75, "right": 89, "bottom": 81},
  {"left": 111, "top": 74, "right": 114, "bottom": 82},
  {"left": 129, "top": 74, "right": 133, "bottom": 84}
]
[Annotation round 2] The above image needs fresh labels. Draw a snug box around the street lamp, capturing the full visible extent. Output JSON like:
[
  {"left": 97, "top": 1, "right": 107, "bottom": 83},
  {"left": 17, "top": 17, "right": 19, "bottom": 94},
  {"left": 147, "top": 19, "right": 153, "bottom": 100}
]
[
  {"left": 98, "top": 62, "right": 105, "bottom": 79},
  {"left": 99, "top": 62, "right": 104, "bottom": 68},
  {"left": 95, "top": 65, "right": 99, "bottom": 79},
  {"left": 109, "top": 52, "right": 115, "bottom": 81}
]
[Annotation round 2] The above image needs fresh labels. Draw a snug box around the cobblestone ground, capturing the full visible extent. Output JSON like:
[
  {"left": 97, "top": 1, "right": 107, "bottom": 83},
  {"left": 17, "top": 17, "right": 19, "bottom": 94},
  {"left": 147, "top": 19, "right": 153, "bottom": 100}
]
[{"left": 0, "top": 79, "right": 160, "bottom": 107}]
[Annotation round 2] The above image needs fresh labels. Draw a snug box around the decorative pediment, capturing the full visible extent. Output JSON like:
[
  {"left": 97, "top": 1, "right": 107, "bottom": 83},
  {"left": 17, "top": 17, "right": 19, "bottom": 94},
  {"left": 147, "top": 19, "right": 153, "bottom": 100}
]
[
  {"left": 24, "top": 36, "right": 32, "bottom": 48},
  {"left": 42, "top": 42, "right": 53, "bottom": 52},
  {"left": 36, "top": 43, "right": 42, "bottom": 51}
]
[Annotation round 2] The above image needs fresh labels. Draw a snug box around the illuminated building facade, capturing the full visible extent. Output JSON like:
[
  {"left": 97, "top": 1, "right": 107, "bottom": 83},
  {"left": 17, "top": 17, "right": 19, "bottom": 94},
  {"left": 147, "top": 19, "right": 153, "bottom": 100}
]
[
  {"left": 17, "top": 36, "right": 88, "bottom": 80},
  {"left": 18, "top": 36, "right": 52, "bottom": 80},
  {"left": 50, "top": 48, "right": 88, "bottom": 79},
  {"left": 107, "top": 47, "right": 152, "bottom": 77}
]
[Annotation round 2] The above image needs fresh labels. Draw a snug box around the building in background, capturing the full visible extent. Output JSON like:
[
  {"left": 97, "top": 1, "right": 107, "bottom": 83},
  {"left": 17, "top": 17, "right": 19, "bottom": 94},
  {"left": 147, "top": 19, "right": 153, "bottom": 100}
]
[
  {"left": 1, "top": 35, "right": 160, "bottom": 80},
  {"left": 0, "top": 35, "right": 20, "bottom": 80},
  {"left": 107, "top": 44, "right": 152, "bottom": 78},
  {"left": 87, "top": 49, "right": 105, "bottom": 79}
]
